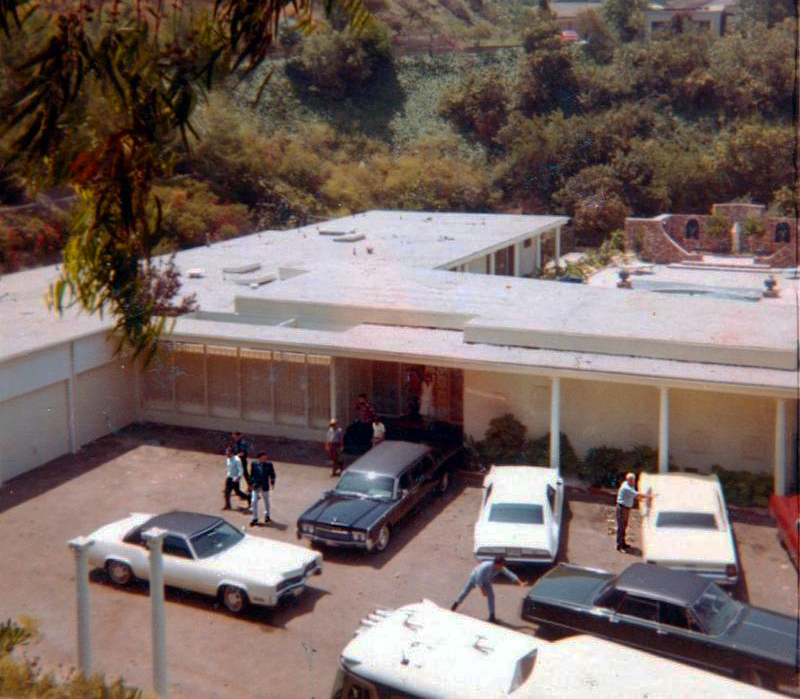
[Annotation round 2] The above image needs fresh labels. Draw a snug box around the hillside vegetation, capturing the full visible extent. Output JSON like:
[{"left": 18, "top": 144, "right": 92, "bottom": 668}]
[{"left": 1, "top": 4, "right": 796, "bottom": 272}]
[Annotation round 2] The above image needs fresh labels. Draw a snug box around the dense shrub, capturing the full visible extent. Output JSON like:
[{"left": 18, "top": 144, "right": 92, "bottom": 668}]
[
  {"left": 579, "top": 444, "right": 660, "bottom": 487},
  {"left": 0, "top": 210, "right": 69, "bottom": 272},
  {"left": 285, "top": 22, "right": 392, "bottom": 100},
  {"left": 711, "top": 465, "right": 772, "bottom": 508},
  {"left": 440, "top": 71, "right": 510, "bottom": 147}
]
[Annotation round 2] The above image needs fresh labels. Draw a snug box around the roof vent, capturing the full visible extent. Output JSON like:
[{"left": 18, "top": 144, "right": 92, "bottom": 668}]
[
  {"left": 222, "top": 262, "right": 261, "bottom": 276},
  {"left": 333, "top": 233, "right": 366, "bottom": 243}
]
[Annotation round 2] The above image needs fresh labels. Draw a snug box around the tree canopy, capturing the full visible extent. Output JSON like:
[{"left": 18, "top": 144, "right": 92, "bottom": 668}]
[{"left": 0, "top": 0, "right": 367, "bottom": 362}]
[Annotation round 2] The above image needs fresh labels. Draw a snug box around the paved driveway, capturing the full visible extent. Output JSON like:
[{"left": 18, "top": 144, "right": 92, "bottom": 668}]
[{"left": 0, "top": 424, "right": 796, "bottom": 698}]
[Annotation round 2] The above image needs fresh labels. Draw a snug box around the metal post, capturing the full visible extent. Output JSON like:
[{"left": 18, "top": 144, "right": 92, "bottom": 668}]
[
  {"left": 143, "top": 528, "right": 168, "bottom": 698},
  {"left": 550, "top": 377, "right": 561, "bottom": 470},
  {"left": 554, "top": 228, "right": 561, "bottom": 268},
  {"left": 68, "top": 536, "right": 94, "bottom": 676},
  {"left": 775, "top": 398, "right": 787, "bottom": 496},
  {"left": 658, "top": 387, "right": 669, "bottom": 473}
]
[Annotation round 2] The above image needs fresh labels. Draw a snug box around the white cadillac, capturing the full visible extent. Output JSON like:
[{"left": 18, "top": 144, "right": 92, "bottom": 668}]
[
  {"left": 473, "top": 465, "right": 564, "bottom": 564},
  {"left": 640, "top": 473, "right": 739, "bottom": 587},
  {"left": 84, "top": 510, "right": 322, "bottom": 613}
]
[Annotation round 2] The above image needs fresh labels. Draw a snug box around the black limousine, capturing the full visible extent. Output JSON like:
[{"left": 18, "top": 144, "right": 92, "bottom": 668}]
[
  {"left": 522, "top": 562, "right": 798, "bottom": 690},
  {"left": 297, "top": 440, "right": 459, "bottom": 553}
]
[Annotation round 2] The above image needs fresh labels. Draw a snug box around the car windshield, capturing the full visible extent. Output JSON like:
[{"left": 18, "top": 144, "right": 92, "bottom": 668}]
[
  {"left": 489, "top": 504, "right": 544, "bottom": 524},
  {"left": 190, "top": 521, "right": 244, "bottom": 558},
  {"left": 335, "top": 471, "right": 395, "bottom": 499},
  {"left": 655, "top": 511, "right": 718, "bottom": 529},
  {"left": 690, "top": 583, "right": 742, "bottom": 635}
]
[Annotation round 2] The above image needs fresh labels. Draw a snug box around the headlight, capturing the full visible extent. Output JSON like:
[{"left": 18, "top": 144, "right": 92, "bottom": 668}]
[
  {"left": 352, "top": 531, "right": 367, "bottom": 541},
  {"left": 302, "top": 524, "right": 314, "bottom": 534}
]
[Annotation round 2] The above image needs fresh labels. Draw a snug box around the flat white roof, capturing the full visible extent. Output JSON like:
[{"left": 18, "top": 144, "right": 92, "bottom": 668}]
[{"left": 1, "top": 210, "right": 797, "bottom": 396}]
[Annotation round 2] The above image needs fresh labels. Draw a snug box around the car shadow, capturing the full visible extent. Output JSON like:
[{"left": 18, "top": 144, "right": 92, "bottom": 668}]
[
  {"left": 249, "top": 520, "right": 289, "bottom": 532},
  {"left": 313, "top": 479, "right": 468, "bottom": 571},
  {"left": 88, "top": 569, "right": 328, "bottom": 627}
]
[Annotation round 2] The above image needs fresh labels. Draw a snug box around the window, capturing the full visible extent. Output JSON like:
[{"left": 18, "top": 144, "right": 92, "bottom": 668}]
[
  {"left": 655, "top": 511, "right": 718, "bottom": 529},
  {"left": 596, "top": 588, "right": 625, "bottom": 610},
  {"left": 658, "top": 602, "right": 689, "bottom": 629},
  {"left": 163, "top": 535, "right": 193, "bottom": 559},
  {"left": 524, "top": 238, "right": 532, "bottom": 248},
  {"left": 483, "top": 483, "right": 493, "bottom": 505},
  {"left": 489, "top": 504, "right": 544, "bottom": 524},
  {"left": 775, "top": 222, "right": 790, "bottom": 243},
  {"left": 685, "top": 219, "right": 700, "bottom": 239},
  {"left": 617, "top": 595, "right": 658, "bottom": 621},
  {"left": 546, "top": 484, "right": 557, "bottom": 511},
  {"left": 411, "top": 457, "right": 433, "bottom": 484}
]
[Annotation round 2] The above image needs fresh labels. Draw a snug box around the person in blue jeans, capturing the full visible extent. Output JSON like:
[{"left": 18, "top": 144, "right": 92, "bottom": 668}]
[{"left": 451, "top": 556, "right": 524, "bottom": 623}]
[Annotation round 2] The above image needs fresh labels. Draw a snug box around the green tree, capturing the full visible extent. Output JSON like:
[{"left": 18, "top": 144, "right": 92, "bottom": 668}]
[
  {"left": 576, "top": 9, "right": 617, "bottom": 64},
  {"left": 0, "top": 0, "right": 368, "bottom": 362},
  {"left": 602, "top": 0, "right": 647, "bottom": 42},
  {"left": 440, "top": 70, "right": 510, "bottom": 147}
]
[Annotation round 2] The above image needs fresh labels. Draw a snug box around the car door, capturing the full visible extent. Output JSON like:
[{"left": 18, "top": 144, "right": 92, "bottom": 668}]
[
  {"left": 413, "top": 455, "right": 438, "bottom": 501},
  {"left": 162, "top": 534, "right": 202, "bottom": 593},
  {"left": 606, "top": 593, "right": 661, "bottom": 652},
  {"left": 654, "top": 601, "right": 723, "bottom": 671}
]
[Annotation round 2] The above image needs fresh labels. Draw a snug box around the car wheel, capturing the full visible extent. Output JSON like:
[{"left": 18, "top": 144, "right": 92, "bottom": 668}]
[
  {"left": 374, "top": 525, "right": 391, "bottom": 553},
  {"left": 220, "top": 585, "right": 249, "bottom": 614},
  {"left": 435, "top": 471, "right": 450, "bottom": 495},
  {"left": 105, "top": 560, "right": 133, "bottom": 586},
  {"left": 738, "top": 668, "right": 776, "bottom": 690}
]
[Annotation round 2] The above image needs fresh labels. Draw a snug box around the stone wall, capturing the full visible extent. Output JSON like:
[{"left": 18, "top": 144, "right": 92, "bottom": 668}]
[{"left": 626, "top": 204, "right": 798, "bottom": 266}]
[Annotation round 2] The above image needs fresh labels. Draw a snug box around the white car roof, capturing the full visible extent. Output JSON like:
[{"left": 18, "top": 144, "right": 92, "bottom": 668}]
[
  {"left": 640, "top": 472, "right": 725, "bottom": 514},
  {"left": 485, "top": 466, "right": 558, "bottom": 503},
  {"left": 341, "top": 601, "right": 778, "bottom": 698}
]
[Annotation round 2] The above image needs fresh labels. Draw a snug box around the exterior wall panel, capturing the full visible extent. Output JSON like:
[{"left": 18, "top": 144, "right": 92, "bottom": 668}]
[
  {"left": 0, "top": 382, "right": 69, "bottom": 481},
  {"left": 74, "top": 361, "right": 136, "bottom": 445}
]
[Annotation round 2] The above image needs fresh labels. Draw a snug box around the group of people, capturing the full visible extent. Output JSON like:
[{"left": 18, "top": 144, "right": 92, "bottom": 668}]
[
  {"left": 324, "top": 394, "right": 386, "bottom": 477},
  {"left": 223, "top": 431, "right": 276, "bottom": 526}
]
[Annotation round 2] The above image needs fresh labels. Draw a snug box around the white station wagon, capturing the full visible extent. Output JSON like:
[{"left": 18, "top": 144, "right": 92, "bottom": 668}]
[
  {"left": 85, "top": 511, "right": 322, "bottom": 613},
  {"left": 640, "top": 473, "right": 739, "bottom": 587},
  {"left": 474, "top": 465, "right": 564, "bottom": 564}
]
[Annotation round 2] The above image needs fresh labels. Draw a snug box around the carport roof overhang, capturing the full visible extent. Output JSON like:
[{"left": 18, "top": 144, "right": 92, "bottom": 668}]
[{"left": 164, "top": 319, "right": 799, "bottom": 399}]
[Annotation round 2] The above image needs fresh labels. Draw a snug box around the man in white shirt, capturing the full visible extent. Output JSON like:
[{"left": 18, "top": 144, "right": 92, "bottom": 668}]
[
  {"left": 325, "top": 418, "right": 344, "bottom": 476},
  {"left": 223, "top": 446, "right": 250, "bottom": 510},
  {"left": 616, "top": 472, "right": 653, "bottom": 552},
  {"left": 371, "top": 417, "right": 386, "bottom": 447}
]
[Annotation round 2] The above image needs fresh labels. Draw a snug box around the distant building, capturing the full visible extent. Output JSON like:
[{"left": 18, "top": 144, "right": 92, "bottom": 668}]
[
  {"left": 645, "top": 0, "right": 739, "bottom": 36},
  {"left": 551, "top": 1, "right": 604, "bottom": 35}
]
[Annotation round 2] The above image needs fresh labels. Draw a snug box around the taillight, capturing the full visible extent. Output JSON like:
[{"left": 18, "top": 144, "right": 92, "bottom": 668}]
[{"left": 725, "top": 564, "right": 737, "bottom": 578}]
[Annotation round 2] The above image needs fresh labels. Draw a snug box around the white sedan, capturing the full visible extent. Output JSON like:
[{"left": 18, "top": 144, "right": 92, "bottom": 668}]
[
  {"left": 84, "top": 511, "right": 322, "bottom": 613},
  {"left": 640, "top": 473, "right": 739, "bottom": 587},
  {"left": 473, "top": 465, "right": 564, "bottom": 564}
]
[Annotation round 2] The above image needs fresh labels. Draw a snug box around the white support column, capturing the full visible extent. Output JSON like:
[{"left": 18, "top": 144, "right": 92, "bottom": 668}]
[
  {"left": 514, "top": 242, "right": 523, "bottom": 276},
  {"left": 143, "top": 528, "right": 168, "bottom": 698},
  {"left": 304, "top": 355, "right": 310, "bottom": 428},
  {"left": 68, "top": 536, "right": 94, "bottom": 676},
  {"left": 550, "top": 377, "right": 561, "bottom": 470},
  {"left": 236, "top": 347, "right": 243, "bottom": 419},
  {"left": 329, "top": 358, "right": 338, "bottom": 422},
  {"left": 202, "top": 345, "right": 209, "bottom": 417},
  {"left": 488, "top": 252, "right": 495, "bottom": 275},
  {"left": 775, "top": 398, "right": 787, "bottom": 496},
  {"left": 658, "top": 387, "right": 670, "bottom": 473},
  {"left": 67, "top": 341, "right": 78, "bottom": 453},
  {"left": 554, "top": 228, "right": 561, "bottom": 268}
]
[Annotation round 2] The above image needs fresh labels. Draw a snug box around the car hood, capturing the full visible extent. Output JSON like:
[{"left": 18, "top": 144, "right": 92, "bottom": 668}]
[
  {"left": 725, "top": 606, "right": 799, "bottom": 667},
  {"left": 474, "top": 522, "right": 553, "bottom": 552},
  {"left": 299, "top": 494, "right": 391, "bottom": 529},
  {"left": 526, "top": 564, "right": 613, "bottom": 607},
  {"left": 643, "top": 528, "right": 735, "bottom": 566},
  {"left": 206, "top": 536, "right": 319, "bottom": 585}
]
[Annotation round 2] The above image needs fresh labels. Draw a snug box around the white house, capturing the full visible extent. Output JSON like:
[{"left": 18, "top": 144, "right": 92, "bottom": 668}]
[{"left": 0, "top": 210, "right": 796, "bottom": 495}]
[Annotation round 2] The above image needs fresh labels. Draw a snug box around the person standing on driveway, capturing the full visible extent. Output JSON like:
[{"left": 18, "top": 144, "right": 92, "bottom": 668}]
[
  {"left": 371, "top": 417, "right": 386, "bottom": 447},
  {"left": 326, "top": 418, "right": 344, "bottom": 476},
  {"left": 223, "top": 447, "right": 249, "bottom": 510},
  {"left": 231, "top": 431, "right": 250, "bottom": 490},
  {"left": 451, "top": 556, "right": 524, "bottom": 623},
  {"left": 249, "top": 452, "right": 276, "bottom": 525},
  {"left": 616, "top": 471, "right": 653, "bottom": 552}
]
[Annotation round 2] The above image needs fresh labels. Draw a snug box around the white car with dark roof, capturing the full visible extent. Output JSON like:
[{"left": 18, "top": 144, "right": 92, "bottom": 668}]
[
  {"left": 640, "top": 472, "right": 739, "bottom": 586},
  {"left": 84, "top": 510, "right": 322, "bottom": 613},
  {"left": 473, "top": 465, "right": 564, "bottom": 564}
]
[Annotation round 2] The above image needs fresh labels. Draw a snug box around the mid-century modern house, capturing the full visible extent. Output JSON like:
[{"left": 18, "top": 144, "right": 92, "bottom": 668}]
[{"left": 1, "top": 210, "right": 796, "bottom": 495}]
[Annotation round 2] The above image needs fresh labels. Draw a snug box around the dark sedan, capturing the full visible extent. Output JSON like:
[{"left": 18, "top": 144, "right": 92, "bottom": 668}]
[
  {"left": 297, "top": 440, "right": 457, "bottom": 553},
  {"left": 522, "top": 562, "right": 798, "bottom": 690}
]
